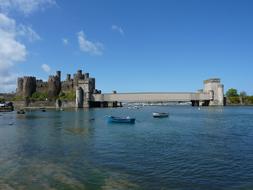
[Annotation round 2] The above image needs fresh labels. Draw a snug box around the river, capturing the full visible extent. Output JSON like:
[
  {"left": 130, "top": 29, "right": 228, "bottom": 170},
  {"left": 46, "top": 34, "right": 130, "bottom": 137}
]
[{"left": 0, "top": 106, "right": 253, "bottom": 189}]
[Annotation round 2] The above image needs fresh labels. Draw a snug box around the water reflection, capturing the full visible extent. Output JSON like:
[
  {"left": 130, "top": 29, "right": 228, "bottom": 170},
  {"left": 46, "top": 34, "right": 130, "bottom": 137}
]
[{"left": 64, "top": 109, "right": 95, "bottom": 137}]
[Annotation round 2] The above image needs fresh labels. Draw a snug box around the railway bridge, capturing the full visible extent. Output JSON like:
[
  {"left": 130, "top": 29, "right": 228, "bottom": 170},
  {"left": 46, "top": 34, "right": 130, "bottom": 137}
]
[{"left": 76, "top": 78, "right": 225, "bottom": 108}]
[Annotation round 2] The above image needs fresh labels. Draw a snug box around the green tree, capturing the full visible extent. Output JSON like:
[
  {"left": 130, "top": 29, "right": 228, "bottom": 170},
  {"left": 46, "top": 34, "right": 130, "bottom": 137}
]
[
  {"left": 12, "top": 95, "right": 23, "bottom": 101},
  {"left": 246, "top": 96, "right": 253, "bottom": 104},
  {"left": 59, "top": 91, "right": 76, "bottom": 101},
  {"left": 31, "top": 92, "right": 48, "bottom": 101},
  {"left": 226, "top": 88, "right": 239, "bottom": 97},
  {"left": 228, "top": 96, "right": 240, "bottom": 104}
]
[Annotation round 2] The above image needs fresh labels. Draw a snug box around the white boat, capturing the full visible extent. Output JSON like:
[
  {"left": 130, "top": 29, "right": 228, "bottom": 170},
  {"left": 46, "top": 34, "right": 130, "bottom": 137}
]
[{"left": 153, "top": 112, "right": 169, "bottom": 118}]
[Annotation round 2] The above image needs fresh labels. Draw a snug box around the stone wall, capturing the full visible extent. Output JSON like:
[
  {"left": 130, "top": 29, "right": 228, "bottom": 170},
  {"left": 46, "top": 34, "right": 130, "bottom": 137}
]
[
  {"left": 13, "top": 100, "right": 75, "bottom": 109},
  {"left": 26, "top": 100, "right": 55, "bottom": 107},
  {"left": 36, "top": 80, "right": 48, "bottom": 94},
  {"left": 12, "top": 101, "right": 25, "bottom": 109},
  {"left": 61, "top": 100, "right": 76, "bottom": 108},
  {"left": 61, "top": 80, "right": 74, "bottom": 93}
]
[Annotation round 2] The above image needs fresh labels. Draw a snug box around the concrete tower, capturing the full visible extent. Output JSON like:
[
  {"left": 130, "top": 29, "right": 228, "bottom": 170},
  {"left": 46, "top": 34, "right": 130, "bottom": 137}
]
[{"left": 203, "top": 78, "right": 224, "bottom": 106}]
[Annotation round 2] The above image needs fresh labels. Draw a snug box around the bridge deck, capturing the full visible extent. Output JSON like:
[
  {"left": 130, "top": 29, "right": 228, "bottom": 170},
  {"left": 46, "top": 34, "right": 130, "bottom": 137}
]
[{"left": 92, "top": 92, "right": 212, "bottom": 102}]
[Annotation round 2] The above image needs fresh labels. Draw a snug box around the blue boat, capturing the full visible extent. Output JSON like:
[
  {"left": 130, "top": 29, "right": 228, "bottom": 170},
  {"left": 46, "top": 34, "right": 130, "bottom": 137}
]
[{"left": 108, "top": 116, "right": 135, "bottom": 124}]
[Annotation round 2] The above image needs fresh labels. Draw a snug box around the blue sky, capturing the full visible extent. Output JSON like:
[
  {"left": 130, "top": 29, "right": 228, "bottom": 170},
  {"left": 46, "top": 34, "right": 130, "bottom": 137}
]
[{"left": 0, "top": 0, "right": 253, "bottom": 94}]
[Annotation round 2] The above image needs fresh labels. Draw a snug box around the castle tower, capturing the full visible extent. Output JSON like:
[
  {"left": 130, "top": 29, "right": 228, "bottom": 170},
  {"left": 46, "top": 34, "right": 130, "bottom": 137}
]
[
  {"left": 22, "top": 77, "right": 37, "bottom": 97},
  {"left": 203, "top": 78, "right": 224, "bottom": 106},
  {"left": 89, "top": 78, "right": 95, "bottom": 92},
  {"left": 74, "top": 69, "right": 85, "bottom": 87},
  {"left": 66, "top": 74, "right": 71, "bottom": 81},
  {"left": 48, "top": 75, "right": 61, "bottom": 99},
  {"left": 84, "top": 73, "right": 89, "bottom": 79},
  {"left": 56, "top": 71, "right": 61, "bottom": 80},
  {"left": 77, "top": 70, "right": 82, "bottom": 77},
  {"left": 17, "top": 77, "right": 24, "bottom": 96}
]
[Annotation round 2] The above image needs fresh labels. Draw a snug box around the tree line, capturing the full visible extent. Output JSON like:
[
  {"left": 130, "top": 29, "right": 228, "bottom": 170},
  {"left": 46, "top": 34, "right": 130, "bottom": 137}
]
[{"left": 226, "top": 88, "right": 253, "bottom": 105}]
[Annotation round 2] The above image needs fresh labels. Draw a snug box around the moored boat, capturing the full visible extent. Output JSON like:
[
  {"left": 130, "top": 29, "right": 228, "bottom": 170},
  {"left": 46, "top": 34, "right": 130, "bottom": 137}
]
[
  {"left": 153, "top": 112, "right": 169, "bottom": 118},
  {"left": 108, "top": 116, "right": 135, "bottom": 124},
  {"left": 0, "top": 102, "right": 14, "bottom": 112},
  {"left": 17, "top": 109, "right": 25, "bottom": 114}
]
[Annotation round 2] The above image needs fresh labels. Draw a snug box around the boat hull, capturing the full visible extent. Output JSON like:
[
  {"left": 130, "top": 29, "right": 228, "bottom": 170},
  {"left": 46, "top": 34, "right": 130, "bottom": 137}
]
[
  {"left": 0, "top": 106, "right": 14, "bottom": 112},
  {"left": 108, "top": 116, "right": 135, "bottom": 124},
  {"left": 153, "top": 112, "right": 169, "bottom": 118}
]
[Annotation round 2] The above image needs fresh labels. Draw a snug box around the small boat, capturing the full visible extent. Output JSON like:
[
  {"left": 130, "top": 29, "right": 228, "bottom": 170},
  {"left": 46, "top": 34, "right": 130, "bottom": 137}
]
[
  {"left": 17, "top": 109, "right": 25, "bottom": 114},
  {"left": 153, "top": 112, "right": 169, "bottom": 118},
  {"left": 39, "top": 107, "right": 46, "bottom": 112},
  {"left": 108, "top": 116, "right": 135, "bottom": 124},
  {"left": 0, "top": 102, "right": 14, "bottom": 112}
]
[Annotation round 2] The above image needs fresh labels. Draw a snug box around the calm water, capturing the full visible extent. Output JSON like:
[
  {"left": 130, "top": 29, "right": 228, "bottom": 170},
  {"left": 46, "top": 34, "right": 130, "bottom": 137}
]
[{"left": 0, "top": 106, "right": 253, "bottom": 190}]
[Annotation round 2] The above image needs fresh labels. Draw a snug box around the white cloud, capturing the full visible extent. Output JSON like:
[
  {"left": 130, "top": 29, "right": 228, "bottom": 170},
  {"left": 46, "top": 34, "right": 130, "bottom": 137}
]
[
  {"left": 41, "top": 64, "right": 51, "bottom": 73},
  {"left": 0, "top": 1, "right": 53, "bottom": 92},
  {"left": 112, "top": 25, "right": 124, "bottom": 36},
  {"left": 77, "top": 31, "right": 103, "bottom": 55},
  {"left": 18, "top": 25, "right": 41, "bottom": 42},
  {"left": 0, "top": 69, "right": 18, "bottom": 92},
  {"left": 0, "top": 0, "right": 56, "bottom": 15},
  {"left": 0, "top": 13, "right": 27, "bottom": 92},
  {"left": 62, "top": 38, "right": 68, "bottom": 45}
]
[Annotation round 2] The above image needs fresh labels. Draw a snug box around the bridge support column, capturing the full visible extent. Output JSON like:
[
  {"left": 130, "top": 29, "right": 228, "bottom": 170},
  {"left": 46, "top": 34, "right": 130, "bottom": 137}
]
[
  {"left": 200, "top": 100, "right": 210, "bottom": 106},
  {"left": 191, "top": 100, "right": 199, "bottom": 107}
]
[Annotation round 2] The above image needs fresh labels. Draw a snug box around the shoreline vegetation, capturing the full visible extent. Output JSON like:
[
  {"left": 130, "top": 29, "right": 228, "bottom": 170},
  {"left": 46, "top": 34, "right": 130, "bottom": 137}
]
[
  {"left": 225, "top": 88, "right": 253, "bottom": 106},
  {"left": 1, "top": 91, "right": 75, "bottom": 103},
  {"left": 0, "top": 91, "right": 76, "bottom": 110}
]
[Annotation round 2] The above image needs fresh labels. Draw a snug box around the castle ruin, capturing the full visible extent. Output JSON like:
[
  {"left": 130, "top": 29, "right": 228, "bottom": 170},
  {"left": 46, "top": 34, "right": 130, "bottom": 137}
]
[{"left": 17, "top": 69, "right": 102, "bottom": 107}]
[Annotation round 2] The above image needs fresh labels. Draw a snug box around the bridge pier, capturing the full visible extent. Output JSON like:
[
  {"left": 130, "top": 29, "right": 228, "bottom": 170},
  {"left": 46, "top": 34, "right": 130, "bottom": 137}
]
[
  {"left": 191, "top": 100, "right": 199, "bottom": 107},
  {"left": 200, "top": 100, "right": 210, "bottom": 106},
  {"left": 192, "top": 100, "right": 210, "bottom": 107}
]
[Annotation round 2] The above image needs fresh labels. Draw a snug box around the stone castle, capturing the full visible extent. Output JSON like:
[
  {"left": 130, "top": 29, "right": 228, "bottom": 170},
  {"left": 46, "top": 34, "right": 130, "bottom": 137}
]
[{"left": 16, "top": 70, "right": 101, "bottom": 100}]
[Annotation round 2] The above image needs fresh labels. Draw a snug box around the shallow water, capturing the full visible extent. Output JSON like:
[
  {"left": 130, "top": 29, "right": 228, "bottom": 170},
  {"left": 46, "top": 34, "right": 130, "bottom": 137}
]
[{"left": 0, "top": 106, "right": 253, "bottom": 190}]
